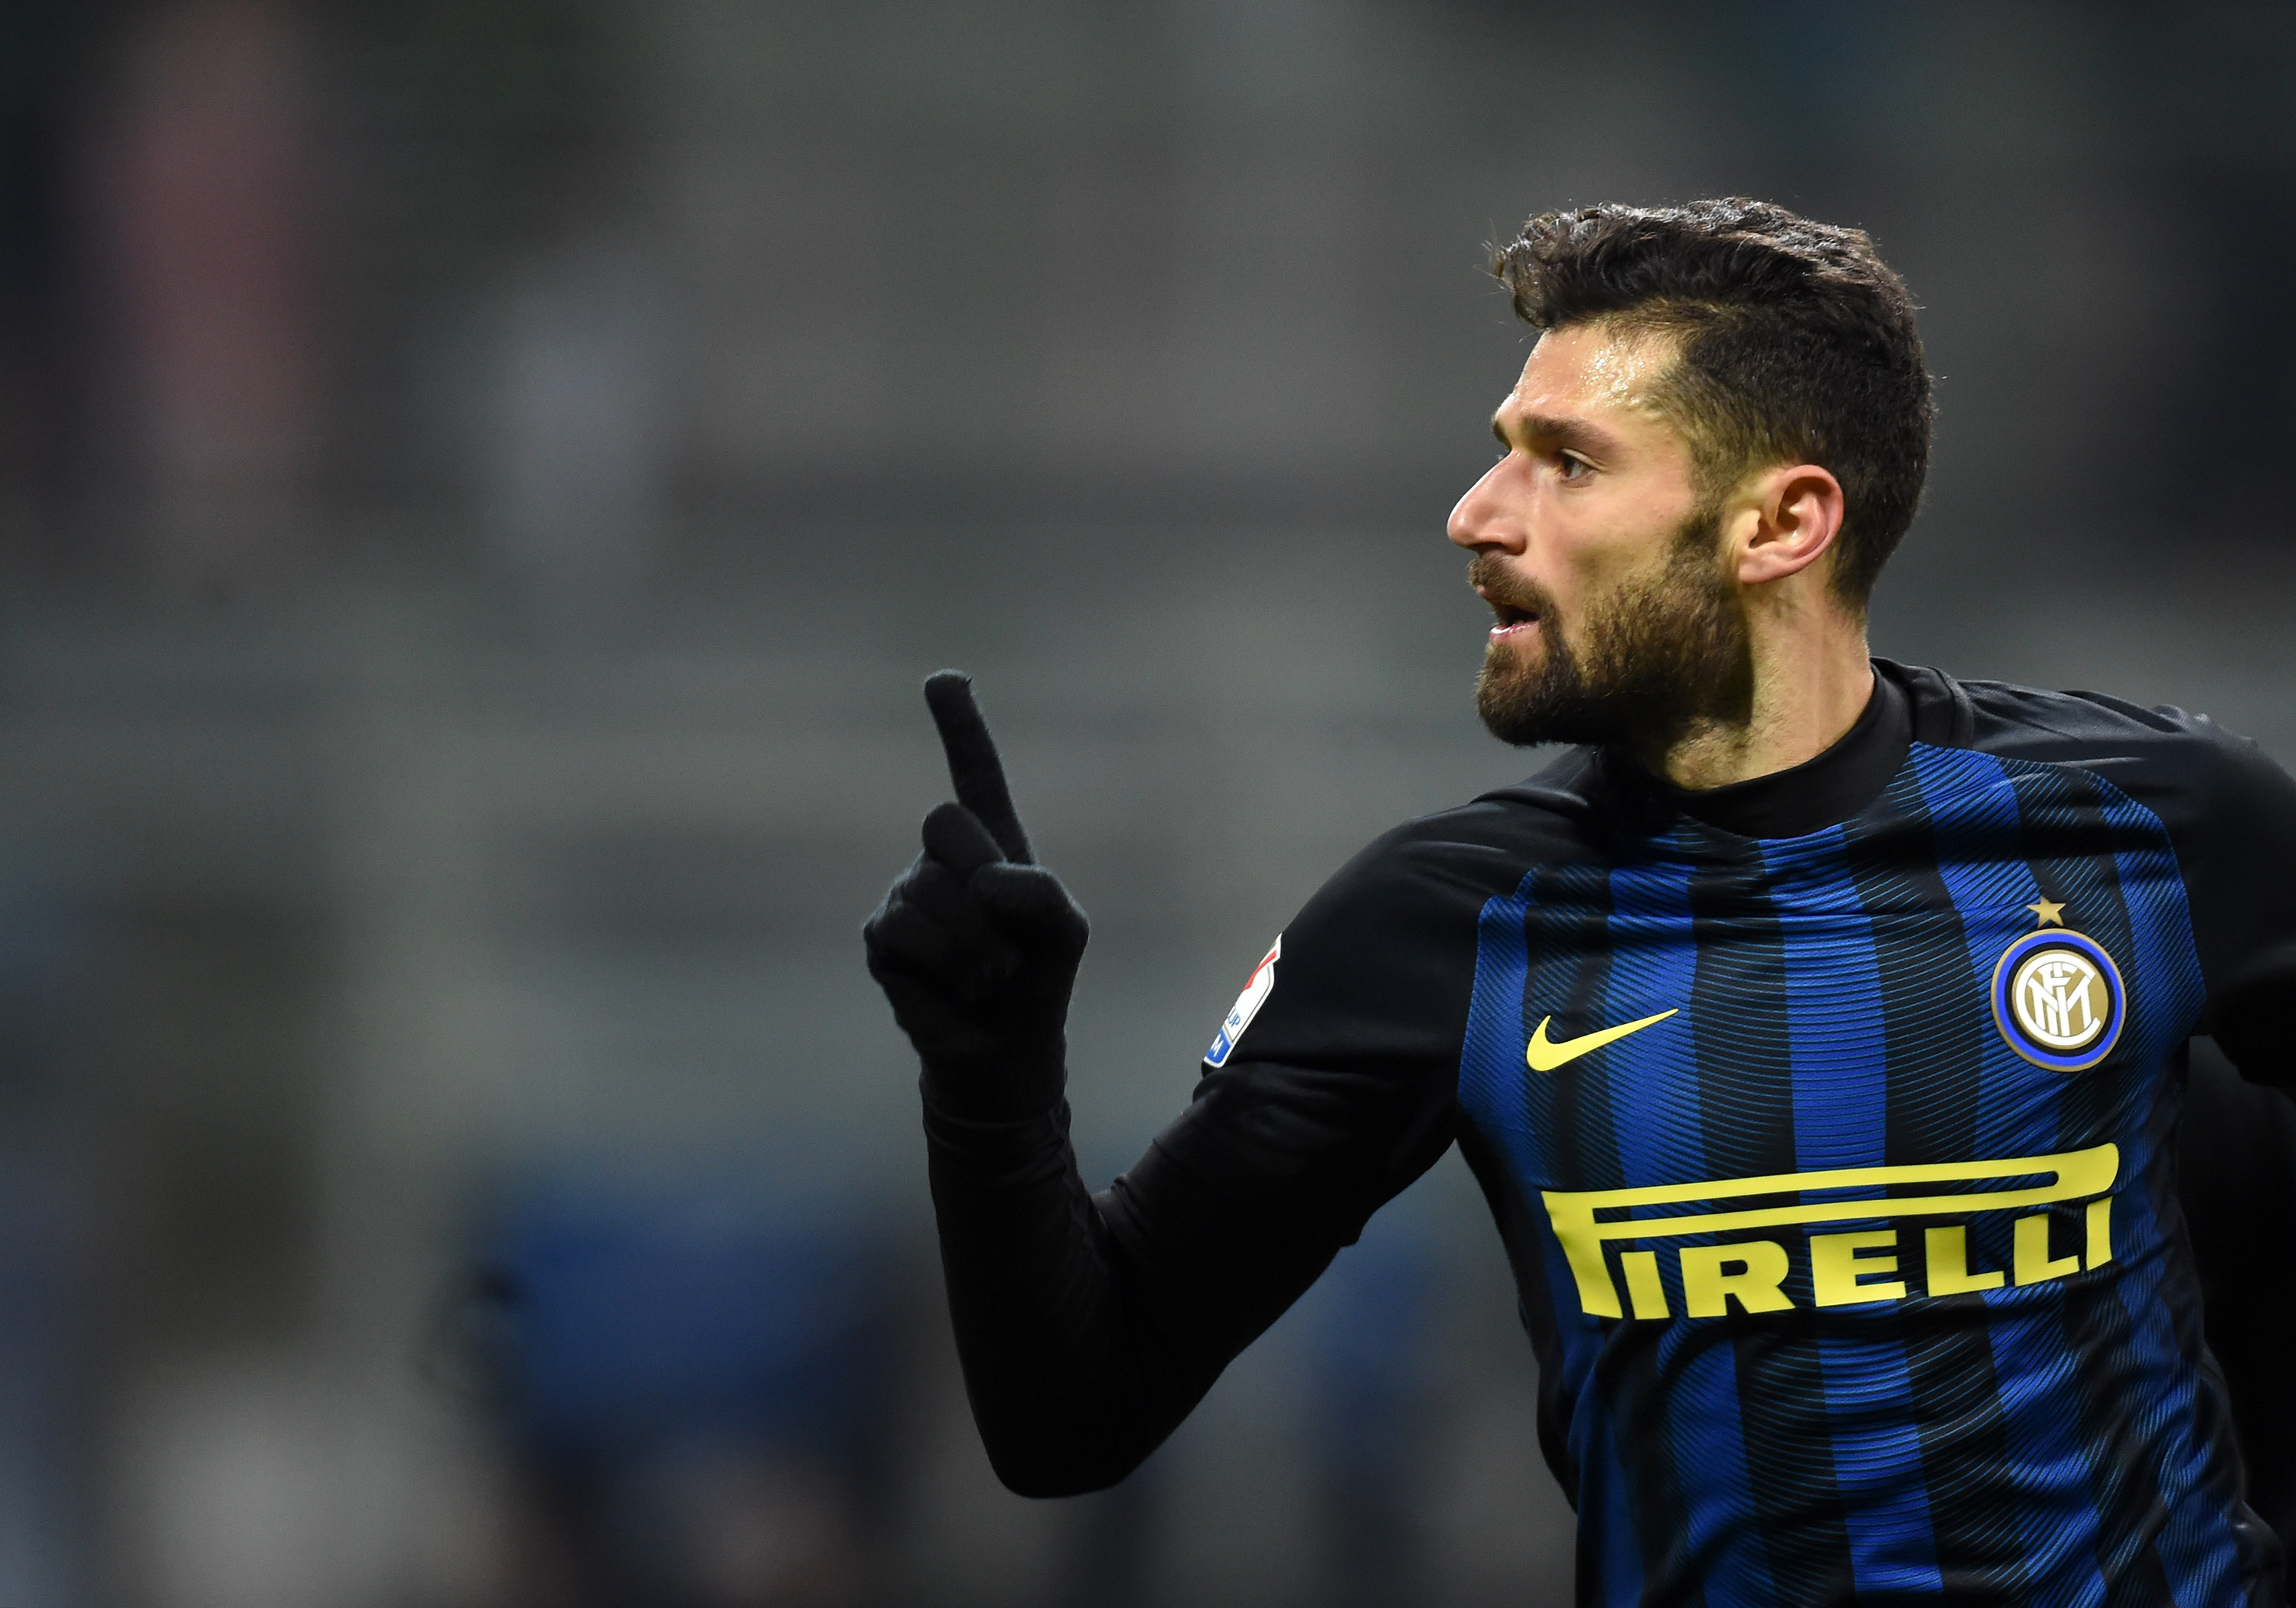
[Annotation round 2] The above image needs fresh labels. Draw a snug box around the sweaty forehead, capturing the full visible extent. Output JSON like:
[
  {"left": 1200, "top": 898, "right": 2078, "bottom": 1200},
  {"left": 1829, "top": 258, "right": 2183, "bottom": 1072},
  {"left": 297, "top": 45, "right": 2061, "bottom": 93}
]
[{"left": 1510, "top": 321, "right": 1680, "bottom": 420}]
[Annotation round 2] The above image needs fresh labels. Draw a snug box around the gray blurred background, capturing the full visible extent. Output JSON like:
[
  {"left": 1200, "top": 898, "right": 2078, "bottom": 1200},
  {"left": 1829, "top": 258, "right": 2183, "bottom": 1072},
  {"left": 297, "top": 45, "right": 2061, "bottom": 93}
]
[{"left": 0, "top": 2, "right": 2291, "bottom": 1604}]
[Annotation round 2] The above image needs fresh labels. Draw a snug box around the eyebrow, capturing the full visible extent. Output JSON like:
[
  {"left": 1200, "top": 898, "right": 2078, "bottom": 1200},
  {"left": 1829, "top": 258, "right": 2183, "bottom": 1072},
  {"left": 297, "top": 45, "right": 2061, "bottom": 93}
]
[{"left": 1492, "top": 411, "right": 1619, "bottom": 459}]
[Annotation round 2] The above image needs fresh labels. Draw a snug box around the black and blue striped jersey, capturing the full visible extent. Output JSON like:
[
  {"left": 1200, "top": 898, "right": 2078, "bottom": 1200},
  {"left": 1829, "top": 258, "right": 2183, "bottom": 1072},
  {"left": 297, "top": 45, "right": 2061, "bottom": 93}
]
[{"left": 921, "top": 659, "right": 2296, "bottom": 1606}]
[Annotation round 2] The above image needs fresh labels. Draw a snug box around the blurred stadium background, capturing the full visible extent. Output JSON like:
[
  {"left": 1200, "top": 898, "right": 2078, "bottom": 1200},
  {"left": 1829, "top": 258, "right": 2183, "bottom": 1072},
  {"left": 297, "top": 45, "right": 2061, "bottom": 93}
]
[{"left": 0, "top": 2, "right": 2292, "bottom": 1603}]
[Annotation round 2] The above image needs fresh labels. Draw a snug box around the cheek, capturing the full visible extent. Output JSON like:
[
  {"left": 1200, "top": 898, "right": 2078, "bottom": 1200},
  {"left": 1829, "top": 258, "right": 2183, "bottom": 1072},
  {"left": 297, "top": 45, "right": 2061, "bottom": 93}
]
[{"left": 1557, "top": 488, "right": 1693, "bottom": 592}]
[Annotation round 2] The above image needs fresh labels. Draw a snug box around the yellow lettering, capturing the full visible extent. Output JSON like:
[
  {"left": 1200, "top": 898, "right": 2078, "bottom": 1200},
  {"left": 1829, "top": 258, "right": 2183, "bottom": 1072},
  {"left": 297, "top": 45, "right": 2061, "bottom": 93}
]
[
  {"left": 1810, "top": 1230, "right": 1905, "bottom": 1306},
  {"left": 1923, "top": 1225, "right": 2005, "bottom": 1295},
  {"left": 1679, "top": 1241, "right": 1794, "bottom": 1317},
  {"left": 1620, "top": 1251, "right": 1671, "bottom": 1319},
  {"left": 2085, "top": 1196, "right": 2112, "bottom": 1268},
  {"left": 1541, "top": 1144, "right": 2117, "bottom": 1318},
  {"left": 2014, "top": 1213, "right": 2079, "bottom": 1285}
]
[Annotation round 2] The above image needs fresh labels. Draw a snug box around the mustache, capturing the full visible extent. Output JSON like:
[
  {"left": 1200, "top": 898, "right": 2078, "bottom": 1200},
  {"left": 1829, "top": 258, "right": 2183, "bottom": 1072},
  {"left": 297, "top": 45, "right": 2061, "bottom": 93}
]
[{"left": 1466, "top": 555, "right": 1555, "bottom": 617}]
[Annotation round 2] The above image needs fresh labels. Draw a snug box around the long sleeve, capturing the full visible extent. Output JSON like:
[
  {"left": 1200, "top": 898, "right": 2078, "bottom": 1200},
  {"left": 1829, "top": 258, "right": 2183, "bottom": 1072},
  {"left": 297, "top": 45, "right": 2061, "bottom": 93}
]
[
  {"left": 922, "top": 1082, "right": 1350, "bottom": 1495},
  {"left": 918, "top": 807, "right": 1522, "bottom": 1495}
]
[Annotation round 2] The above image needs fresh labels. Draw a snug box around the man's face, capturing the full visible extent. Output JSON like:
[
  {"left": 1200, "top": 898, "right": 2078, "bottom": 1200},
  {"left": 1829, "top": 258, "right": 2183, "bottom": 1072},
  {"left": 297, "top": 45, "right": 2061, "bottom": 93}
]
[{"left": 1447, "top": 322, "right": 1751, "bottom": 752}]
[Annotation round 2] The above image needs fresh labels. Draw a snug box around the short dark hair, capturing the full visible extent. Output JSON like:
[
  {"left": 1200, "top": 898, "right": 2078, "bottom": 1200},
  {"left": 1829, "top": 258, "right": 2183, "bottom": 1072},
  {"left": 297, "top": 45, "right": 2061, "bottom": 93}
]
[{"left": 1493, "top": 199, "right": 1932, "bottom": 607}]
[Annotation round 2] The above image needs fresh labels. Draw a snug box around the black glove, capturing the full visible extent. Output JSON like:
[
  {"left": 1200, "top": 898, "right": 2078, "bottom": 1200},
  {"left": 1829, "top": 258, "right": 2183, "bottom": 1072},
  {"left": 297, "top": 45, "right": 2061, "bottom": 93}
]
[{"left": 864, "top": 672, "right": 1089, "bottom": 1117}]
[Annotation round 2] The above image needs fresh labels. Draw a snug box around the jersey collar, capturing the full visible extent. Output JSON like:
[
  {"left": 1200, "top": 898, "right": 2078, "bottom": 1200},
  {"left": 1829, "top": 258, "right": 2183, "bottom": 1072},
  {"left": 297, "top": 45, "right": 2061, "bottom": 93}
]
[{"left": 1601, "top": 660, "right": 1915, "bottom": 840}]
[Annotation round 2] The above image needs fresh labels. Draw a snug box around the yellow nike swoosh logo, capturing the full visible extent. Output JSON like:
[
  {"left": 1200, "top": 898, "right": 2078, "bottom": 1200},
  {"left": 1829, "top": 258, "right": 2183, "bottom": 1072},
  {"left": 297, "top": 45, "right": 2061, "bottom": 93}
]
[{"left": 1525, "top": 1008, "right": 1681, "bottom": 1071}]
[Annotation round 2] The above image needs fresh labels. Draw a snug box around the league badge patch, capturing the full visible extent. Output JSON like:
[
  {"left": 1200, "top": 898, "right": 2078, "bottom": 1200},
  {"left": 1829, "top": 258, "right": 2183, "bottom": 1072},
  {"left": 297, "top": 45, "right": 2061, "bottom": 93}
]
[
  {"left": 1991, "top": 903, "right": 2125, "bottom": 1072},
  {"left": 1204, "top": 936, "right": 1281, "bottom": 1068}
]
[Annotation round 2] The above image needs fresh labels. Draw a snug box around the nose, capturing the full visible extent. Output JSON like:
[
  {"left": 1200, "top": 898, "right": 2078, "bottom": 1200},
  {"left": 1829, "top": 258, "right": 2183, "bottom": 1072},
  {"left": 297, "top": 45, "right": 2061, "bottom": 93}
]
[{"left": 1447, "top": 457, "right": 1524, "bottom": 555}]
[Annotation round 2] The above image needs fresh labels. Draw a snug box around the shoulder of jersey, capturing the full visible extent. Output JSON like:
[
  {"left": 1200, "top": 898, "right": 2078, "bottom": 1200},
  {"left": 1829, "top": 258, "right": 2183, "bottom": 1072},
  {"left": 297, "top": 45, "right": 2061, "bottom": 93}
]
[
  {"left": 1198, "top": 782, "right": 1589, "bottom": 1071},
  {"left": 1361, "top": 777, "right": 1600, "bottom": 882},
  {"left": 1949, "top": 675, "right": 2281, "bottom": 794},
  {"left": 1952, "top": 676, "right": 2225, "bottom": 752}
]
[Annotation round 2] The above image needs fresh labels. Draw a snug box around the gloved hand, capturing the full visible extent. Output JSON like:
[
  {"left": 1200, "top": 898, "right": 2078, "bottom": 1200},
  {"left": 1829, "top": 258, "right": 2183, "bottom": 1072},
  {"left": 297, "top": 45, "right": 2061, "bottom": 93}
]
[{"left": 864, "top": 672, "right": 1089, "bottom": 1115}]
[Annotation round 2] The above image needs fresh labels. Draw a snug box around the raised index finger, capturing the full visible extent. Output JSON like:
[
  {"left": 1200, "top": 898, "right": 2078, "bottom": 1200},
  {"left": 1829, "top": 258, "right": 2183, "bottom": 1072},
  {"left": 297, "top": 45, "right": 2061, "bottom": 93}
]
[{"left": 922, "top": 670, "right": 1034, "bottom": 864}]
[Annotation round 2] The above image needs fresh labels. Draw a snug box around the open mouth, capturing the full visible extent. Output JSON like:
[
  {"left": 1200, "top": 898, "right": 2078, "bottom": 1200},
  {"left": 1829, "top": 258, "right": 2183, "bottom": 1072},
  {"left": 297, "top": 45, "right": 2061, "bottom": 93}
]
[
  {"left": 1485, "top": 598, "right": 1539, "bottom": 644},
  {"left": 1469, "top": 562, "right": 1548, "bottom": 646}
]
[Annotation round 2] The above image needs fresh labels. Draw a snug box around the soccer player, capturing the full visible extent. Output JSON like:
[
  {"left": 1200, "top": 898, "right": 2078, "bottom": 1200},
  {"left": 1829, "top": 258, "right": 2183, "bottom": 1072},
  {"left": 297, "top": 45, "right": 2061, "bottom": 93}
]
[{"left": 863, "top": 199, "right": 2296, "bottom": 1605}]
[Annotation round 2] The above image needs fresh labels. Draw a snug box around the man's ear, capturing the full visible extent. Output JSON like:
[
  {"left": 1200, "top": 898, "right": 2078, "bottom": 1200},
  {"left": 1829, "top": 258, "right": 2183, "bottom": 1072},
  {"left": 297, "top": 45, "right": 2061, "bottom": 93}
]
[{"left": 1736, "top": 464, "right": 1846, "bottom": 587}]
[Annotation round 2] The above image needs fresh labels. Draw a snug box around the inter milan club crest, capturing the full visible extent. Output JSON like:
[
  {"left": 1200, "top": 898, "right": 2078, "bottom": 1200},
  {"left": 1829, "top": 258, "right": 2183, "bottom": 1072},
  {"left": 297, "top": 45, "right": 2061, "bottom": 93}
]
[{"left": 1990, "top": 899, "right": 2126, "bottom": 1072}]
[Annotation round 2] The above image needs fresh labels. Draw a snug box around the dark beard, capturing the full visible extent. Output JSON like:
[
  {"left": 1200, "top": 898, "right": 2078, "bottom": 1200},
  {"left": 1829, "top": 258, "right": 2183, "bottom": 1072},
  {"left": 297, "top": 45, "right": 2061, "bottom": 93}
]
[{"left": 1473, "top": 511, "right": 1754, "bottom": 751}]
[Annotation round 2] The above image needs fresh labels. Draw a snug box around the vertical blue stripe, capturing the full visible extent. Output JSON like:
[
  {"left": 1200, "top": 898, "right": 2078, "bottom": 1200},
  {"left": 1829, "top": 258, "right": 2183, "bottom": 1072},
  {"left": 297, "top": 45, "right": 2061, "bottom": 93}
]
[
  {"left": 2098, "top": 782, "right": 2207, "bottom": 1091},
  {"left": 2103, "top": 876, "right": 2200, "bottom": 1049},
  {"left": 2107, "top": 808, "right": 2197, "bottom": 1211},
  {"left": 1603, "top": 854, "right": 1705, "bottom": 1191},
  {"left": 1981, "top": 1293, "right": 2110, "bottom": 1602},
  {"left": 1659, "top": 1325, "right": 1779, "bottom": 1603},
  {"left": 1816, "top": 1332, "right": 1947, "bottom": 1597},
  {"left": 1758, "top": 827, "right": 1889, "bottom": 1175}
]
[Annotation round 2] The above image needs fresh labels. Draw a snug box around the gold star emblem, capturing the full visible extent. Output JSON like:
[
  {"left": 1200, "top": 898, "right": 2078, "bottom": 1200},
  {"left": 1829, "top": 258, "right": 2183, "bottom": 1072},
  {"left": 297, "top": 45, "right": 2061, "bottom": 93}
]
[{"left": 2027, "top": 898, "right": 2066, "bottom": 928}]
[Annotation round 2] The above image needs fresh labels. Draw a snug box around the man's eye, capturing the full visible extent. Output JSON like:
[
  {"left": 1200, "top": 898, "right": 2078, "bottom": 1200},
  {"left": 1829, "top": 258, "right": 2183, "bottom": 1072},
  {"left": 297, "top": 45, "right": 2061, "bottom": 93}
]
[{"left": 1557, "top": 452, "right": 1593, "bottom": 481}]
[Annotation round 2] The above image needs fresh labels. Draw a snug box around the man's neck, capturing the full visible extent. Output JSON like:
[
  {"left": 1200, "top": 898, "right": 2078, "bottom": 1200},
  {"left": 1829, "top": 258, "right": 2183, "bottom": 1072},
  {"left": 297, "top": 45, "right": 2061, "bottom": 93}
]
[{"left": 1639, "top": 625, "right": 1877, "bottom": 792}]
